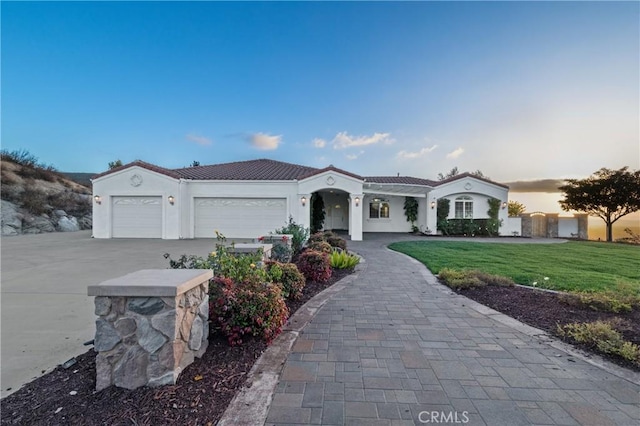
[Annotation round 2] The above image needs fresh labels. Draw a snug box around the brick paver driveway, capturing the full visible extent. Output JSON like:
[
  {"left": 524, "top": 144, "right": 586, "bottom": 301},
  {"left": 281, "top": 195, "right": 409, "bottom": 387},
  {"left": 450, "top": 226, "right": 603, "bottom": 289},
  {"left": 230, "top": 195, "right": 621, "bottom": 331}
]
[{"left": 265, "top": 234, "right": 639, "bottom": 425}]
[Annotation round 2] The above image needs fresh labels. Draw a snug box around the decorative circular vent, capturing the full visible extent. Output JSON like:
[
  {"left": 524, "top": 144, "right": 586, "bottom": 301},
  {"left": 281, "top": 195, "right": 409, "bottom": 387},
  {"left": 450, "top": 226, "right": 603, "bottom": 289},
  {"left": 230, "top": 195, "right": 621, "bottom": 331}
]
[{"left": 130, "top": 174, "right": 143, "bottom": 187}]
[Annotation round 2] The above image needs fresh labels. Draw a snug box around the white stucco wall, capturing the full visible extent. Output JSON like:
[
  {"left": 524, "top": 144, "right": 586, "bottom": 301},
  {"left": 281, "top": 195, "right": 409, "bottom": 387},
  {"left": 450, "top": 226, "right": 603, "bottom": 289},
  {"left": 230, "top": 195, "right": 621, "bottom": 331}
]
[
  {"left": 505, "top": 217, "right": 522, "bottom": 236},
  {"left": 362, "top": 194, "right": 413, "bottom": 233},
  {"left": 92, "top": 167, "right": 181, "bottom": 239},
  {"left": 558, "top": 217, "right": 579, "bottom": 238},
  {"left": 426, "top": 177, "right": 509, "bottom": 235}
]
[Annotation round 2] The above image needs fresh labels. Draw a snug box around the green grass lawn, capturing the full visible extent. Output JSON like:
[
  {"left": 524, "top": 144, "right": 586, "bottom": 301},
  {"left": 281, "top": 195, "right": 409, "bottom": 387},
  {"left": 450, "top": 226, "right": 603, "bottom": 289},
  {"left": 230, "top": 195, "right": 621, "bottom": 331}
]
[{"left": 389, "top": 240, "right": 640, "bottom": 293}]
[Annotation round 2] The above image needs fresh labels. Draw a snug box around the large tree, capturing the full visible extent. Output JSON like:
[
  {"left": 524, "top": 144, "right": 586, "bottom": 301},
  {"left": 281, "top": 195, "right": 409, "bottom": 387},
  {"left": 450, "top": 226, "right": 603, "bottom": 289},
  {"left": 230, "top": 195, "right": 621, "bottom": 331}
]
[
  {"left": 559, "top": 167, "right": 640, "bottom": 242},
  {"left": 508, "top": 200, "right": 526, "bottom": 217}
]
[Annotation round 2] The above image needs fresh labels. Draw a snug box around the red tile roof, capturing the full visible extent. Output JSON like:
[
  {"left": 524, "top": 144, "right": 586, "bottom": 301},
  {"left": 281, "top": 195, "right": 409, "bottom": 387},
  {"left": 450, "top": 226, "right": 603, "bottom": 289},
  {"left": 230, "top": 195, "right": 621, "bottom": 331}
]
[
  {"left": 92, "top": 160, "right": 181, "bottom": 180},
  {"left": 174, "top": 159, "right": 319, "bottom": 180},
  {"left": 92, "top": 159, "right": 508, "bottom": 189},
  {"left": 434, "top": 172, "right": 509, "bottom": 189},
  {"left": 365, "top": 176, "right": 437, "bottom": 186}
]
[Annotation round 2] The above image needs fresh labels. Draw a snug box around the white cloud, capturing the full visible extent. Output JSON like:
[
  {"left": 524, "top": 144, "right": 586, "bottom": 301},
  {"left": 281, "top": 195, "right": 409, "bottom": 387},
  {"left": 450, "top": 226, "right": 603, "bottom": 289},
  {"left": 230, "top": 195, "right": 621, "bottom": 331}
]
[
  {"left": 250, "top": 132, "right": 282, "bottom": 150},
  {"left": 446, "top": 147, "right": 465, "bottom": 159},
  {"left": 346, "top": 150, "right": 365, "bottom": 160},
  {"left": 312, "top": 138, "right": 327, "bottom": 148},
  {"left": 186, "top": 133, "right": 212, "bottom": 146},
  {"left": 396, "top": 145, "right": 438, "bottom": 160},
  {"left": 331, "top": 131, "right": 394, "bottom": 150}
]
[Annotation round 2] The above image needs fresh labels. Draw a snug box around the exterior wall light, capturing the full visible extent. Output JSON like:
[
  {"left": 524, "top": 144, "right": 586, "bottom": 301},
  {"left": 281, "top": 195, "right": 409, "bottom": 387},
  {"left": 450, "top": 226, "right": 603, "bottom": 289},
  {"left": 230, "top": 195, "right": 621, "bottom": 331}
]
[
  {"left": 502, "top": 201, "right": 507, "bottom": 209},
  {"left": 168, "top": 195, "right": 175, "bottom": 205},
  {"left": 301, "top": 196, "right": 307, "bottom": 206},
  {"left": 94, "top": 195, "right": 102, "bottom": 205},
  {"left": 354, "top": 197, "right": 360, "bottom": 207},
  {"left": 430, "top": 200, "right": 436, "bottom": 209}
]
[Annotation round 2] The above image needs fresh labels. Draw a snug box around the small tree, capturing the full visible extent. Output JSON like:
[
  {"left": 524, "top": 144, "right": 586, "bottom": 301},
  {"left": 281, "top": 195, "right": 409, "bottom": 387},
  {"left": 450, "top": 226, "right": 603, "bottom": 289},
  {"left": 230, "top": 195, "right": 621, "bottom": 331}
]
[
  {"left": 559, "top": 167, "right": 640, "bottom": 242},
  {"left": 437, "top": 167, "right": 459, "bottom": 181},
  {"left": 508, "top": 200, "right": 526, "bottom": 217},
  {"left": 486, "top": 198, "right": 502, "bottom": 236},
  {"left": 403, "top": 197, "right": 419, "bottom": 232},
  {"left": 436, "top": 198, "right": 451, "bottom": 234},
  {"left": 311, "top": 193, "right": 326, "bottom": 233},
  {"left": 191, "top": 160, "right": 200, "bottom": 167},
  {"left": 108, "top": 159, "right": 123, "bottom": 169}
]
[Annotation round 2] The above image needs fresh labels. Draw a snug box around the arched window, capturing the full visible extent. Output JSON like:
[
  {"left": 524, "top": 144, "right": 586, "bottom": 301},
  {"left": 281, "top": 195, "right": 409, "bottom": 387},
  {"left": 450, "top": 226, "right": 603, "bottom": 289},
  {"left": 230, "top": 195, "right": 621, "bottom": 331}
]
[{"left": 455, "top": 196, "right": 473, "bottom": 219}]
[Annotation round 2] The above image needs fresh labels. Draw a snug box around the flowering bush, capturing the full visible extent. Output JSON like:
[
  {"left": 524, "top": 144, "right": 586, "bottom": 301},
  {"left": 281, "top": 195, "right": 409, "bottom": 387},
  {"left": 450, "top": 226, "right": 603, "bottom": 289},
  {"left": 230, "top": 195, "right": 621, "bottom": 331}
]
[
  {"left": 307, "top": 231, "right": 347, "bottom": 251},
  {"left": 266, "top": 261, "right": 306, "bottom": 300},
  {"left": 296, "top": 249, "right": 332, "bottom": 284},
  {"left": 274, "top": 217, "right": 309, "bottom": 257},
  {"left": 210, "top": 276, "right": 289, "bottom": 346},
  {"left": 307, "top": 240, "right": 333, "bottom": 254}
]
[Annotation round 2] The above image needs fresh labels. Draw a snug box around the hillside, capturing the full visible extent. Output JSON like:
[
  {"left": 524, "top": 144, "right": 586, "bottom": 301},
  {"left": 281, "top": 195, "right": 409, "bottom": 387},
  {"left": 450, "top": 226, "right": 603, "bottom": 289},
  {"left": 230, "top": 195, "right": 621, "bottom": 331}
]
[{"left": 1, "top": 151, "right": 93, "bottom": 236}]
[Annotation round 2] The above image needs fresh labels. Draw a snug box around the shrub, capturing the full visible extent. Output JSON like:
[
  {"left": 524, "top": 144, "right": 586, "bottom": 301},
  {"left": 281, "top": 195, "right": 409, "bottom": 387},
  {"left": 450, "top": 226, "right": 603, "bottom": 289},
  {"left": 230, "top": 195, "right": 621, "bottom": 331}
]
[
  {"left": 560, "top": 292, "right": 635, "bottom": 314},
  {"left": 308, "top": 240, "right": 333, "bottom": 254},
  {"left": 296, "top": 249, "right": 332, "bottom": 284},
  {"left": 330, "top": 249, "right": 360, "bottom": 270},
  {"left": 275, "top": 217, "right": 309, "bottom": 257},
  {"left": 20, "top": 187, "right": 49, "bottom": 215},
  {"left": 267, "top": 261, "right": 306, "bottom": 300},
  {"left": 271, "top": 243, "right": 293, "bottom": 263},
  {"left": 438, "top": 268, "right": 485, "bottom": 290},
  {"left": 308, "top": 230, "right": 348, "bottom": 251},
  {"left": 210, "top": 276, "right": 289, "bottom": 346},
  {"left": 473, "top": 271, "right": 515, "bottom": 287},
  {"left": 558, "top": 320, "right": 640, "bottom": 366}
]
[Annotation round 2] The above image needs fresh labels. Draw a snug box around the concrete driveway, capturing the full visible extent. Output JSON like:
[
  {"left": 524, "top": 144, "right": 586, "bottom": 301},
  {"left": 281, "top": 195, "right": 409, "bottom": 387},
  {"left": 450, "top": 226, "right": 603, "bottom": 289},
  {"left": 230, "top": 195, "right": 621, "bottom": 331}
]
[{"left": 1, "top": 231, "right": 223, "bottom": 398}]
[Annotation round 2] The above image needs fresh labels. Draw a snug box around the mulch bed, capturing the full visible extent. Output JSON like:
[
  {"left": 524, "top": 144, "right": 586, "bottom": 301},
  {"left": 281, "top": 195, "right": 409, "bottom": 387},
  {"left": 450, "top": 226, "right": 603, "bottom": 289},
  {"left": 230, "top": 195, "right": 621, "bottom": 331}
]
[
  {"left": 0, "top": 269, "right": 353, "bottom": 426},
  {"left": 456, "top": 285, "right": 640, "bottom": 371}
]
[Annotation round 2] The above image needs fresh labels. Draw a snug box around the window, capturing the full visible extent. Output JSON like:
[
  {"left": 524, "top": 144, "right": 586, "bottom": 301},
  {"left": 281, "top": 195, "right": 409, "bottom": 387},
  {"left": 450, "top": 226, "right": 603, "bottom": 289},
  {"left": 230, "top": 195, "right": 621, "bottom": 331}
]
[
  {"left": 369, "top": 199, "right": 390, "bottom": 219},
  {"left": 455, "top": 196, "right": 473, "bottom": 219}
]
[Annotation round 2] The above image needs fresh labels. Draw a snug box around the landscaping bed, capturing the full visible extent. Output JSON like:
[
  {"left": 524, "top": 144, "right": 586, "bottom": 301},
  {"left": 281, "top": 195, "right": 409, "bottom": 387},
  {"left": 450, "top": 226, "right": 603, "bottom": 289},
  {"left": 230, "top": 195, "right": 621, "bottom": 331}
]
[
  {"left": 0, "top": 269, "right": 352, "bottom": 426},
  {"left": 455, "top": 284, "right": 640, "bottom": 372}
]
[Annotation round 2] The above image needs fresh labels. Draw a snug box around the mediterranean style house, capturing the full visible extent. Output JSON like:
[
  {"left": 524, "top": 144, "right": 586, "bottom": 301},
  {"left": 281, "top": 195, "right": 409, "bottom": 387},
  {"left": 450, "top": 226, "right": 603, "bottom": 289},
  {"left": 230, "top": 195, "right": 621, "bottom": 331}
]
[{"left": 91, "top": 159, "right": 510, "bottom": 241}]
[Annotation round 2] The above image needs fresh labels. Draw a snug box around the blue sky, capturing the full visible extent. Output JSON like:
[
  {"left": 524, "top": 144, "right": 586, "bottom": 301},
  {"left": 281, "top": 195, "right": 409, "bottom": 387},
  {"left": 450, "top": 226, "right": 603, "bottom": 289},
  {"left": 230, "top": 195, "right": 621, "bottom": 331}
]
[{"left": 2, "top": 1, "right": 639, "bottom": 183}]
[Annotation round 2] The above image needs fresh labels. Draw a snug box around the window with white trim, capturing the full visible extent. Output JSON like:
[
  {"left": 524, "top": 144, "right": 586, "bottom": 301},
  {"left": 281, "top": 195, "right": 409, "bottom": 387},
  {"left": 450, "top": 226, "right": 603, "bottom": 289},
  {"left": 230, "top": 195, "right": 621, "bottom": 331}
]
[
  {"left": 369, "top": 199, "right": 390, "bottom": 219},
  {"left": 455, "top": 196, "right": 473, "bottom": 219}
]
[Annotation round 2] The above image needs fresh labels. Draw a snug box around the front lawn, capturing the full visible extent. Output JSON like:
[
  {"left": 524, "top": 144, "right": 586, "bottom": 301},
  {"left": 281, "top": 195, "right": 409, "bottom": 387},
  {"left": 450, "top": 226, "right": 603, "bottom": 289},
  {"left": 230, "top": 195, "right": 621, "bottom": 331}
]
[{"left": 388, "top": 240, "right": 640, "bottom": 293}]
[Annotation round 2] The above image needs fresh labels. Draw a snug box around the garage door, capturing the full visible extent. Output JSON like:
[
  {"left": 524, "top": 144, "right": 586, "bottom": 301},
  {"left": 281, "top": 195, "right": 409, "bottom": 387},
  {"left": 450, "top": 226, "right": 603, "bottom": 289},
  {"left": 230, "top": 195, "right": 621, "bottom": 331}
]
[
  {"left": 112, "top": 196, "right": 162, "bottom": 238},
  {"left": 194, "top": 198, "right": 287, "bottom": 239}
]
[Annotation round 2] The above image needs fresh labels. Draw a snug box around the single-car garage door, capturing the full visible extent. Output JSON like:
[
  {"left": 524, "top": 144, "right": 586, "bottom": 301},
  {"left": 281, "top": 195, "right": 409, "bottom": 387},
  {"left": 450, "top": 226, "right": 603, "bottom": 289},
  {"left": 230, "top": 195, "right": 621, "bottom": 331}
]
[
  {"left": 194, "top": 198, "right": 287, "bottom": 239},
  {"left": 112, "top": 196, "right": 162, "bottom": 238}
]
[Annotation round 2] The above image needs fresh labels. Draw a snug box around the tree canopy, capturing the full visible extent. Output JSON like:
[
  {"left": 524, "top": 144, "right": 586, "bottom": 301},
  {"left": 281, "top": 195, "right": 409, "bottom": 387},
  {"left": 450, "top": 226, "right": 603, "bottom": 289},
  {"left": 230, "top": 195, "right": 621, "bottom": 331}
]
[
  {"left": 108, "top": 159, "right": 123, "bottom": 170},
  {"left": 508, "top": 200, "right": 526, "bottom": 217},
  {"left": 437, "top": 167, "right": 487, "bottom": 180},
  {"left": 559, "top": 167, "right": 640, "bottom": 242}
]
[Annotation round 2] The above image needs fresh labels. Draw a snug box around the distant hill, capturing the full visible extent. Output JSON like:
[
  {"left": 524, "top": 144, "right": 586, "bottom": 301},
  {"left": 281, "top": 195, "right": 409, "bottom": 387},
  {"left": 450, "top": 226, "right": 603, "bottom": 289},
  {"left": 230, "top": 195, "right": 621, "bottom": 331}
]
[{"left": 61, "top": 172, "right": 94, "bottom": 188}]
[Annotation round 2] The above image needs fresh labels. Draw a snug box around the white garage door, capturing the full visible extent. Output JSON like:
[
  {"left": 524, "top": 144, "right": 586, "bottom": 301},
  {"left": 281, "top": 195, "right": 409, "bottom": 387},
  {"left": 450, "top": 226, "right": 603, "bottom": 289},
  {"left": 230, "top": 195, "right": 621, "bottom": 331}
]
[
  {"left": 112, "top": 196, "right": 162, "bottom": 238},
  {"left": 194, "top": 198, "right": 287, "bottom": 239}
]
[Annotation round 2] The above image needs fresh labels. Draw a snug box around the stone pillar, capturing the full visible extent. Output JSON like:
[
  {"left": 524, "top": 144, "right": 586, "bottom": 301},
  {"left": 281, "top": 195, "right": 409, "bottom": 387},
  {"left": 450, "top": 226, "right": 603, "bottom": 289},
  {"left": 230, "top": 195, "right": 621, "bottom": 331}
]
[
  {"left": 520, "top": 214, "right": 532, "bottom": 238},
  {"left": 575, "top": 213, "right": 589, "bottom": 240},
  {"left": 546, "top": 213, "right": 559, "bottom": 238},
  {"left": 88, "top": 269, "right": 213, "bottom": 391}
]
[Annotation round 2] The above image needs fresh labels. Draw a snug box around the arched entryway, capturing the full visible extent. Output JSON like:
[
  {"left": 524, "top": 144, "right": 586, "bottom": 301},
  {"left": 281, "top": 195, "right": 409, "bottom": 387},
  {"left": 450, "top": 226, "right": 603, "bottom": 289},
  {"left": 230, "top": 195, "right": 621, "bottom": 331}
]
[{"left": 311, "top": 189, "right": 350, "bottom": 233}]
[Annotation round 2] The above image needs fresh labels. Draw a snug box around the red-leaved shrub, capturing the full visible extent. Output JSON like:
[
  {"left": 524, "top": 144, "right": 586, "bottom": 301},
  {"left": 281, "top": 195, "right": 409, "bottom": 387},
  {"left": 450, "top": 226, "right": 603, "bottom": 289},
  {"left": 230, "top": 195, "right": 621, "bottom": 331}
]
[
  {"left": 209, "top": 276, "right": 289, "bottom": 346},
  {"left": 296, "top": 249, "right": 332, "bottom": 284}
]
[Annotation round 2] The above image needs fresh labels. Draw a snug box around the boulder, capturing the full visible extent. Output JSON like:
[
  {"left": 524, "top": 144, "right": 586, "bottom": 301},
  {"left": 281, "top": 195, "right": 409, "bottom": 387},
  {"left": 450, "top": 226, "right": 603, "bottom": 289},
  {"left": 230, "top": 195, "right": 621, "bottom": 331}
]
[
  {"left": 78, "top": 215, "right": 93, "bottom": 230},
  {"left": 53, "top": 209, "right": 68, "bottom": 218},
  {"left": 1, "top": 200, "right": 22, "bottom": 236},
  {"left": 22, "top": 215, "right": 56, "bottom": 234},
  {"left": 57, "top": 216, "right": 80, "bottom": 232}
]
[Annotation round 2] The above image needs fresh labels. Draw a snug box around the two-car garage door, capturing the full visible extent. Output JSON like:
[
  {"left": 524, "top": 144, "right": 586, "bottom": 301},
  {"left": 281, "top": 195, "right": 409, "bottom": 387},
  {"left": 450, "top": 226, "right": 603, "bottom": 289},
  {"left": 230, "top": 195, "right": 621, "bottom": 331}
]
[
  {"left": 112, "top": 196, "right": 162, "bottom": 238},
  {"left": 194, "top": 198, "right": 287, "bottom": 239}
]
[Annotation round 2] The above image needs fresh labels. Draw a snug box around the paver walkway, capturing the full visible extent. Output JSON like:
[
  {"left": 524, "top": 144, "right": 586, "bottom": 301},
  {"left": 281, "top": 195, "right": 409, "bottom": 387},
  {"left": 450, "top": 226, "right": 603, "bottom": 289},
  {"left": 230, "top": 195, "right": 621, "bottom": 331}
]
[{"left": 264, "top": 235, "right": 640, "bottom": 425}]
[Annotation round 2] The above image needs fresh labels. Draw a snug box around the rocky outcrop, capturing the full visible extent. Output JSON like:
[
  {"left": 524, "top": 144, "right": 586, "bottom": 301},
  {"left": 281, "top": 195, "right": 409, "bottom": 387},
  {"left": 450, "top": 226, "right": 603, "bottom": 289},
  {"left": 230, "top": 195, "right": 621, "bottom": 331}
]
[{"left": 1, "top": 201, "right": 91, "bottom": 236}]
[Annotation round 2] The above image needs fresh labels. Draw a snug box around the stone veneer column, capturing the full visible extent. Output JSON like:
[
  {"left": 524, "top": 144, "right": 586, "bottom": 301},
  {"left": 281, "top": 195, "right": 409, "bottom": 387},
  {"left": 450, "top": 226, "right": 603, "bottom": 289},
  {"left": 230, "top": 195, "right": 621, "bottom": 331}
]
[
  {"left": 575, "top": 213, "right": 589, "bottom": 239},
  {"left": 88, "top": 269, "right": 213, "bottom": 391},
  {"left": 546, "top": 213, "right": 559, "bottom": 238}
]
